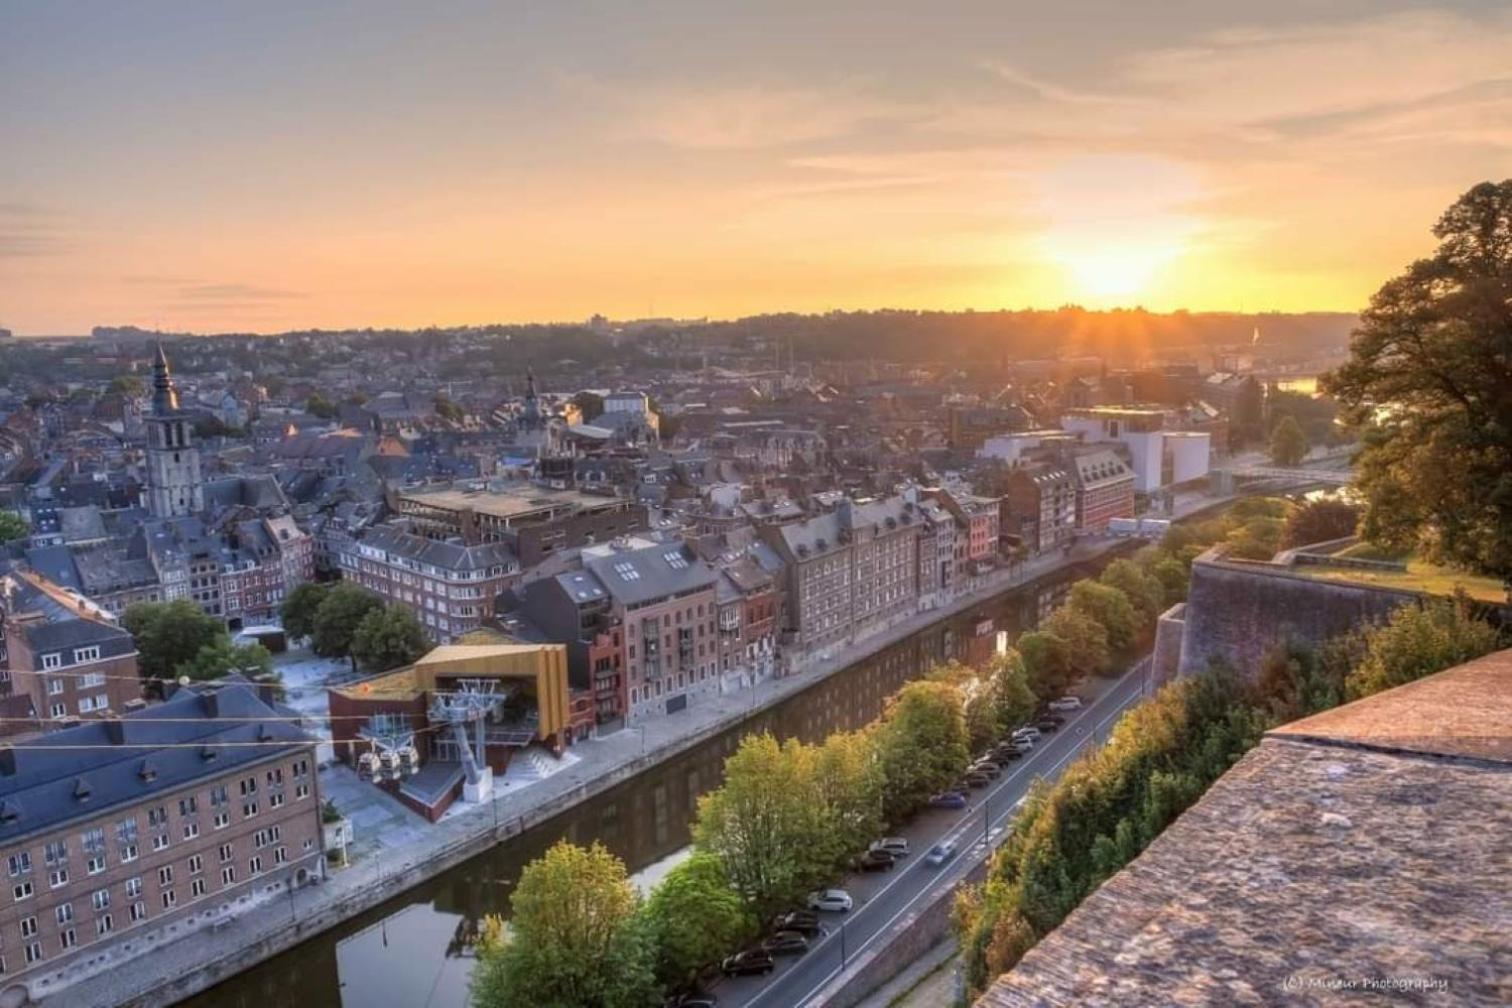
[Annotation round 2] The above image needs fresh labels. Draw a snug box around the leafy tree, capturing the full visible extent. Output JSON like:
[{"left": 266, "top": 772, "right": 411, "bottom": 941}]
[
  {"left": 1321, "top": 180, "right": 1512, "bottom": 581},
  {"left": 1222, "top": 515, "right": 1287, "bottom": 560},
  {"left": 305, "top": 392, "right": 337, "bottom": 418},
  {"left": 0, "top": 510, "right": 29, "bottom": 543},
  {"left": 123, "top": 600, "right": 227, "bottom": 685},
  {"left": 280, "top": 582, "right": 331, "bottom": 641},
  {"left": 1099, "top": 558, "right": 1166, "bottom": 627},
  {"left": 693, "top": 733, "right": 833, "bottom": 912},
  {"left": 873, "top": 680, "right": 970, "bottom": 821},
  {"left": 471, "top": 841, "right": 658, "bottom": 1008},
  {"left": 1255, "top": 642, "right": 1341, "bottom": 721},
  {"left": 1268, "top": 414, "right": 1308, "bottom": 466},
  {"left": 1266, "top": 389, "right": 1339, "bottom": 446},
  {"left": 810, "top": 729, "right": 884, "bottom": 862},
  {"left": 642, "top": 852, "right": 757, "bottom": 990},
  {"left": 1041, "top": 606, "right": 1110, "bottom": 678},
  {"left": 434, "top": 395, "right": 465, "bottom": 422},
  {"left": 311, "top": 583, "right": 384, "bottom": 668},
  {"left": 1280, "top": 498, "right": 1359, "bottom": 548},
  {"left": 350, "top": 605, "right": 431, "bottom": 673},
  {"left": 1066, "top": 580, "right": 1139, "bottom": 654},
  {"left": 984, "top": 649, "right": 1038, "bottom": 734},
  {"left": 177, "top": 639, "right": 273, "bottom": 682},
  {"left": 1345, "top": 595, "right": 1502, "bottom": 700},
  {"left": 108, "top": 374, "right": 144, "bottom": 397},
  {"left": 1017, "top": 630, "right": 1074, "bottom": 697},
  {"left": 1230, "top": 375, "right": 1264, "bottom": 446}
]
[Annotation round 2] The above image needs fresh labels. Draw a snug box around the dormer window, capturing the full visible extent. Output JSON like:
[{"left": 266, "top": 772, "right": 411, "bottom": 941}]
[
  {"left": 73, "top": 646, "right": 101, "bottom": 664},
  {"left": 40, "top": 653, "right": 63, "bottom": 671},
  {"left": 137, "top": 759, "right": 157, "bottom": 783}
]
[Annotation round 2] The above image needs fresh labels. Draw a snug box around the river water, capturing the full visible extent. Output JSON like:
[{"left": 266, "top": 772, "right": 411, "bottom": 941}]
[{"left": 183, "top": 556, "right": 1113, "bottom": 1008}]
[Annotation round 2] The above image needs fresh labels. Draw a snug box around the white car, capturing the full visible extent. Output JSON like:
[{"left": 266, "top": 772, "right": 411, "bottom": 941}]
[
  {"left": 1047, "top": 696, "right": 1083, "bottom": 712},
  {"left": 871, "top": 837, "right": 909, "bottom": 858},
  {"left": 1012, "top": 727, "right": 1041, "bottom": 743},
  {"left": 807, "top": 889, "right": 853, "bottom": 913}
]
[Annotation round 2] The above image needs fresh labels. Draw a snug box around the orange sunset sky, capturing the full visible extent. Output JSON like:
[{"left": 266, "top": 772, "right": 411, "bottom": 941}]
[{"left": 2, "top": 2, "right": 1510, "bottom": 334}]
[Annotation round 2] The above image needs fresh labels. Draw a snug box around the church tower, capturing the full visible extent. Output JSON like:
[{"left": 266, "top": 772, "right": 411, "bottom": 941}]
[{"left": 144, "top": 343, "right": 203, "bottom": 518}]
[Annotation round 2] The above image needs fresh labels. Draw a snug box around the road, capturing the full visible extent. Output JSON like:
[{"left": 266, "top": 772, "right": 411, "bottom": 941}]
[{"left": 716, "top": 660, "right": 1153, "bottom": 1008}]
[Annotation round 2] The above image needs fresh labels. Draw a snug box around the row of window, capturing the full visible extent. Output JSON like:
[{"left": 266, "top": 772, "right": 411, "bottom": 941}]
[{"left": 37, "top": 646, "right": 102, "bottom": 671}]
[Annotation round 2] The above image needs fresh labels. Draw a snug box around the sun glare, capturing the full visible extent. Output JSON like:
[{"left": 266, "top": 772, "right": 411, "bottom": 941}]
[{"left": 1062, "top": 249, "right": 1162, "bottom": 299}]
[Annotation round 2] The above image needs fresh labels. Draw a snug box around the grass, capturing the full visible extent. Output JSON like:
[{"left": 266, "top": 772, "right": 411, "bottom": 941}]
[{"left": 1298, "top": 557, "right": 1506, "bottom": 603}]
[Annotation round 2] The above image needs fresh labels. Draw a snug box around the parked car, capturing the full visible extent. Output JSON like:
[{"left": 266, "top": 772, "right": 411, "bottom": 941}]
[
  {"left": 1012, "top": 727, "right": 1042, "bottom": 743},
  {"left": 928, "top": 791, "right": 968, "bottom": 809},
  {"left": 963, "top": 771, "right": 992, "bottom": 788},
  {"left": 665, "top": 995, "right": 718, "bottom": 1008},
  {"left": 1010, "top": 739, "right": 1034, "bottom": 753},
  {"left": 924, "top": 841, "right": 958, "bottom": 867},
  {"left": 1048, "top": 696, "right": 1082, "bottom": 711},
  {"left": 853, "top": 849, "right": 895, "bottom": 872},
  {"left": 993, "top": 746, "right": 1024, "bottom": 761},
  {"left": 1039, "top": 712, "right": 1066, "bottom": 726},
  {"left": 807, "top": 889, "right": 854, "bottom": 913},
  {"left": 721, "top": 950, "right": 775, "bottom": 976},
  {"left": 771, "top": 911, "right": 822, "bottom": 935},
  {"left": 871, "top": 837, "right": 910, "bottom": 858},
  {"left": 761, "top": 930, "right": 809, "bottom": 956},
  {"left": 971, "top": 761, "right": 1001, "bottom": 778},
  {"left": 1035, "top": 719, "right": 1061, "bottom": 733}
]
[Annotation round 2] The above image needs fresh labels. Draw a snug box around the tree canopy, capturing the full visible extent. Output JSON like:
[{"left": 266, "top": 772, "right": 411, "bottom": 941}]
[
  {"left": 1268, "top": 414, "right": 1308, "bottom": 466},
  {"left": 280, "top": 581, "right": 331, "bottom": 640},
  {"left": 641, "top": 852, "right": 757, "bottom": 991},
  {"left": 1322, "top": 179, "right": 1512, "bottom": 581},
  {"left": 0, "top": 510, "right": 28, "bottom": 543},
  {"left": 350, "top": 604, "right": 431, "bottom": 673},
  {"left": 123, "top": 600, "right": 227, "bottom": 684},
  {"left": 310, "top": 583, "right": 385, "bottom": 666}
]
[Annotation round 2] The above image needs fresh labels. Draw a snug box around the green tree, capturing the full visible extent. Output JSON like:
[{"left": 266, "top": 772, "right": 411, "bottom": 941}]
[
  {"left": 1231, "top": 375, "right": 1264, "bottom": 446},
  {"left": 1099, "top": 558, "right": 1166, "bottom": 627},
  {"left": 642, "top": 852, "right": 757, "bottom": 990},
  {"left": 1041, "top": 606, "right": 1110, "bottom": 679},
  {"left": 984, "top": 649, "right": 1038, "bottom": 735},
  {"left": 311, "top": 583, "right": 384, "bottom": 668},
  {"left": 350, "top": 605, "right": 431, "bottom": 673},
  {"left": 280, "top": 582, "right": 331, "bottom": 641},
  {"left": 874, "top": 680, "right": 970, "bottom": 821},
  {"left": 1066, "top": 580, "right": 1139, "bottom": 654},
  {"left": 1280, "top": 498, "right": 1359, "bottom": 548},
  {"left": 434, "top": 395, "right": 465, "bottom": 422},
  {"left": 108, "top": 374, "right": 144, "bottom": 397},
  {"left": 1345, "top": 595, "right": 1502, "bottom": 700},
  {"left": 1269, "top": 414, "right": 1308, "bottom": 466},
  {"left": 0, "top": 510, "right": 29, "bottom": 543},
  {"left": 176, "top": 639, "right": 273, "bottom": 682},
  {"left": 470, "top": 841, "right": 658, "bottom": 1008},
  {"left": 1223, "top": 515, "right": 1287, "bottom": 561},
  {"left": 811, "top": 729, "right": 884, "bottom": 864},
  {"left": 305, "top": 392, "right": 337, "bottom": 418},
  {"left": 1018, "top": 630, "right": 1074, "bottom": 697},
  {"left": 123, "top": 600, "right": 228, "bottom": 685},
  {"left": 1322, "top": 180, "right": 1512, "bottom": 581}
]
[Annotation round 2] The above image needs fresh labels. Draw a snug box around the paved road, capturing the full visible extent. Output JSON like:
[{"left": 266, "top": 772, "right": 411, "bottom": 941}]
[{"left": 715, "top": 661, "right": 1153, "bottom": 1008}]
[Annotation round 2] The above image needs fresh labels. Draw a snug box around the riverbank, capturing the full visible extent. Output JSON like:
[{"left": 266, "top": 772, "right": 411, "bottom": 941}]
[{"left": 57, "top": 495, "right": 1223, "bottom": 1008}]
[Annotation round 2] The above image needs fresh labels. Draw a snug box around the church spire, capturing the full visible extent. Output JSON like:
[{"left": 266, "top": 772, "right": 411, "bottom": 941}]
[{"left": 150, "top": 342, "right": 180, "bottom": 415}]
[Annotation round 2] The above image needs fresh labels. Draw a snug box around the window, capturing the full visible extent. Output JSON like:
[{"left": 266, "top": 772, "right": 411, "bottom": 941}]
[
  {"left": 294, "top": 783, "right": 310, "bottom": 801},
  {"left": 47, "top": 868, "right": 67, "bottom": 889},
  {"left": 152, "top": 834, "right": 169, "bottom": 852},
  {"left": 217, "top": 843, "right": 234, "bottom": 863},
  {"left": 188, "top": 855, "right": 203, "bottom": 875},
  {"left": 292, "top": 759, "right": 310, "bottom": 778},
  {"left": 190, "top": 878, "right": 205, "bottom": 898},
  {"left": 47, "top": 678, "right": 64, "bottom": 696},
  {"left": 266, "top": 768, "right": 283, "bottom": 786},
  {"left": 90, "top": 889, "right": 109, "bottom": 912},
  {"left": 40, "top": 653, "right": 62, "bottom": 671},
  {"left": 86, "top": 856, "right": 105, "bottom": 875},
  {"left": 248, "top": 856, "right": 262, "bottom": 876},
  {"left": 130, "top": 901, "right": 147, "bottom": 923},
  {"left": 55, "top": 903, "right": 73, "bottom": 925},
  {"left": 209, "top": 785, "right": 228, "bottom": 806},
  {"left": 239, "top": 777, "right": 257, "bottom": 797},
  {"left": 23, "top": 943, "right": 42, "bottom": 965},
  {"left": 147, "top": 806, "right": 167, "bottom": 828},
  {"left": 95, "top": 914, "right": 112, "bottom": 937},
  {"left": 274, "top": 846, "right": 288, "bottom": 865},
  {"left": 213, "top": 811, "right": 229, "bottom": 830},
  {"left": 125, "top": 877, "right": 142, "bottom": 898},
  {"left": 120, "top": 845, "right": 138, "bottom": 863},
  {"left": 160, "top": 889, "right": 176, "bottom": 909},
  {"left": 49, "top": 702, "right": 65, "bottom": 718},
  {"left": 242, "top": 801, "right": 258, "bottom": 819},
  {"left": 73, "top": 646, "right": 101, "bottom": 664},
  {"left": 157, "top": 866, "right": 173, "bottom": 886},
  {"left": 43, "top": 840, "right": 66, "bottom": 866},
  {"left": 8, "top": 853, "right": 31, "bottom": 877},
  {"left": 182, "top": 822, "right": 199, "bottom": 840},
  {"left": 269, "top": 792, "right": 285, "bottom": 809},
  {"left": 220, "top": 866, "right": 235, "bottom": 886},
  {"left": 59, "top": 928, "right": 77, "bottom": 950},
  {"left": 19, "top": 916, "right": 37, "bottom": 939},
  {"left": 12, "top": 882, "right": 32, "bottom": 902},
  {"left": 178, "top": 797, "right": 198, "bottom": 816}
]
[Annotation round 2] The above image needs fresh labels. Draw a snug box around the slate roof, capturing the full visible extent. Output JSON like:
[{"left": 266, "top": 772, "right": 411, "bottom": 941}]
[
  {"left": 1070, "top": 448, "right": 1133, "bottom": 489},
  {"left": 582, "top": 537, "right": 716, "bottom": 608},
  {"left": 0, "top": 678, "right": 314, "bottom": 844},
  {"left": 978, "top": 649, "right": 1512, "bottom": 1008},
  {"left": 360, "top": 524, "right": 518, "bottom": 574},
  {"left": 2, "top": 573, "right": 134, "bottom": 659}
]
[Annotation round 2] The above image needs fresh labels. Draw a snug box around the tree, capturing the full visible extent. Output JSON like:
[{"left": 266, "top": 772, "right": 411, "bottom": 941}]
[
  {"left": 350, "top": 605, "right": 431, "bottom": 673},
  {"left": 280, "top": 582, "right": 331, "bottom": 641},
  {"left": 108, "top": 374, "right": 144, "bottom": 397},
  {"left": 1041, "top": 606, "right": 1110, "bottom": 679},
  {"left": 123, "top": 600, "right": 227, "bottom": 685},
  {"left": 177, "top": 639, "right": 273, "bottom": 682},
  {"left": 810, "top": 729, "right": 884, "bottom": 864},
  {"left": 305, "top": 392, "right": 337, "bottom": 418},
  {"left": 984, "top": 649, "right": 1037, "bottom": 734},
  {"left": 1018, "top": 630, "right": 1074, "bottom": 697},
  {"left": 470, "top": 841, "right": 658, "bottom": 1008},
  {"left": 310, "top": 583, "right": 384, "bottom": 668},
  {"left": 1231, "top": 376, "right": 1264, "bottom": 446},
  {"left": 642, "top": 852, "right": 757, "bottom": 990},
  {"left": 1099, "top": 558, "right": 1166, "bottom": 627},
  {"left": 873, "top": 680, "right": 970, "bottom": 821},
  {"left": 1269, "top": 414, "right": 1308, "bottom": 467},
  {"left": 1321, "top": 180, "right": 1512, "bottom": 581},
  {"left": 1223, "top": 515, "right": 1287, "bottom": 561},
  {"left": 434, "top": 394, "right": 465, "bottom": 422},
  {"left": 1345, "top": 595, "right": 1502, "bottom": 700},
  {"left": 1066, "top": 580, "right": 1139, "bottom": 654},
  {"left": 1281, "top": 498, "right": 1360, "bottom": 549},
  {"left": 0, "top": 510, "right": 28, "bottom": 543}
]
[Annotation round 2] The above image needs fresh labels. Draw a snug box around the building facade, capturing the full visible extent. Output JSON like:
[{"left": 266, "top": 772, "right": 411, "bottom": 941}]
[
  {"left": 142, "top": 345, "right": 204, "bottom": 519},
  {"left": 343, "top": 524, "right": 519, "bottom": 641}
]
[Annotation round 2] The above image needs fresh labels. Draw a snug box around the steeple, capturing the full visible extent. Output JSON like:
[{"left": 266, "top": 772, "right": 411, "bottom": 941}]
[
  {"left": 523, "top": 366, "right": 540, "bottom": 424},
  {"left": 150, "top": 342, "right": 180, "bottom": 415}
]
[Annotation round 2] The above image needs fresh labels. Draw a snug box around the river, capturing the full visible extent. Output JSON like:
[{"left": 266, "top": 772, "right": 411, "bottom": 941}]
[{"left": 182, "top": 556, "right": 1115, "bottom": 1008}]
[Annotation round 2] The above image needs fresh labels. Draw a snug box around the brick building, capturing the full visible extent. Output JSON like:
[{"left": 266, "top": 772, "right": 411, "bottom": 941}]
[
  {"left": 0, "top": 679, "right": 322, "bottom": 1000},
  {"left": 1069, "top": 448, "right": 1136, "bottom": 534},
  {"left": 344, "top": 524, "right": 519, "bottom": 641},
  {"left": 1002, "top": 464, "right": 1077, "bottom": 554}
]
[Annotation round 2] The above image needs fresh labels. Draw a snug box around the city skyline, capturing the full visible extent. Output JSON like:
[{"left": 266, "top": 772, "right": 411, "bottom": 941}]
[{"left": 4, "top": 1, "right": 1512, "bottom": 334}]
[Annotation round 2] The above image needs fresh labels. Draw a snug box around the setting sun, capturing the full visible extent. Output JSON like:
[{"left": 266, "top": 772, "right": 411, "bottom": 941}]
[{"left": 1061, "top": 248, "right": 1163, "bottom": 300}]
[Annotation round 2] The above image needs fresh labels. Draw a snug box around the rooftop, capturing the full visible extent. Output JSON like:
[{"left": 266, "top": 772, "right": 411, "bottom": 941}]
[
  {"left": 979, "top": 649, "right": 1512, "bottom": 1008},
  {"left": 1289, "top": 556, "right": 1506, "bottom": 605},
  {"left": 395, "top": 482, "right": 628, "bottom": 521}
]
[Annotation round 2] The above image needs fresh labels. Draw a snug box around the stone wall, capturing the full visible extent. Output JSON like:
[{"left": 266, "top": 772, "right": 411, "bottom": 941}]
[
  {"left": 1176, "top": 551, "right": 1418, "bottom": 679},
  {"left": 1152, "top": 603, "right": 1186, "bottom": 687}
]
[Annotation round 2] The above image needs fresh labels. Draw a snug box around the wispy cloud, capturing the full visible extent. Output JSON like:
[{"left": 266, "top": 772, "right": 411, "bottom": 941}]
[{"left": 0, "top": 201, "right": 73, "bottom": 258}]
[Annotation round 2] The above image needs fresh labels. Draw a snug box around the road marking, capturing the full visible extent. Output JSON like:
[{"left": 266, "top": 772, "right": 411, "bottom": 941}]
[{"left": 741, "top": 669, "right": 1146, "bottom": 1008}]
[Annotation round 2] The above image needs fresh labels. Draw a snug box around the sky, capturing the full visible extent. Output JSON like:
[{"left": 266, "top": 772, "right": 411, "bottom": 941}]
[{"left": 2, "top": 1, "right": 1510, "bottom": 335}]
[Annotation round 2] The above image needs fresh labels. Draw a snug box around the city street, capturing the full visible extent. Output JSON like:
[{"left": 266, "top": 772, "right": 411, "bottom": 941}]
[{"left": 714, "top": 662, "right": 1152, "bottom": 1008}]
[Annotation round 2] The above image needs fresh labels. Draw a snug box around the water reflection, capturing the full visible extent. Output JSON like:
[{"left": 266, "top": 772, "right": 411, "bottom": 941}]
[{"left": 183, "top": 560, "right": 1107, "bottom": 1008}]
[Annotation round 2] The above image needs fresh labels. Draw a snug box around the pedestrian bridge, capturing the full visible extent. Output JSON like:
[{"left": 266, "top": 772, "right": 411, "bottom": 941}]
[{"left": 1220, "top": 465, "right": 1353, "bottom": 485}]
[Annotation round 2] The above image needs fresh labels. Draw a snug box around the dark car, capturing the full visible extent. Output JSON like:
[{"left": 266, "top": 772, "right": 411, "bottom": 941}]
[
  {"left": 664, "top": 995, "right": 718, "bottom": 1008},
  {"left": 853, "top": 848, "right": 896, "bottom": 872},
  {"left": 971, "top": 761, "right": 1001, "bottom": 778},
  {"left": 963, "top": 771, "right": 992, "bottom": 788},
  {"left": 721, "top": 950, "right": 775, "bottom": 977},
  {"left": 1039, "top": 712, "right": 1066, "bottom": 726},
  {"left": 771, "top": 911, "right": 823, "bottom": 935},
  {"left": 929, "top": 791, "right": 968, "bottom": 809},
  {"left": 761, "top": 930, "right": 809, "bottom": 956},
  {"left": 1034, "top": 719, "right": 1061, "bottom": 733},
  {"left": 994, "top": 747, "right": 1024, "bottom": 761}
]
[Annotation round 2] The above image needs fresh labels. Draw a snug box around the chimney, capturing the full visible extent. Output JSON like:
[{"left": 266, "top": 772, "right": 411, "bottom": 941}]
[
  {"left": 0, "top": 747, "right": 15, "bottom": 777},
  {"left": 104, "top": 718, "right": 126, "bottom": 745}
]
